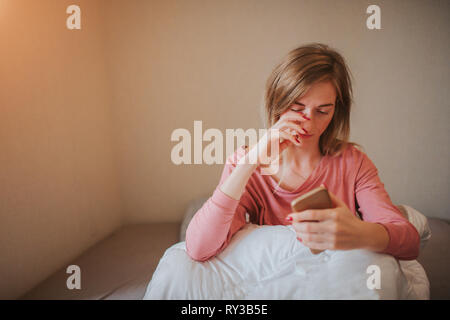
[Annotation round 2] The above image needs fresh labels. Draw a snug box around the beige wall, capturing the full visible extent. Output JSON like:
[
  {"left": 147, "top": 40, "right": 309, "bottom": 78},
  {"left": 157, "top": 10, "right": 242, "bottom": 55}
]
[
  {"left": 105, "top": 0, "right": 449, "bottom": 225},
  {"left": 1, "top": 0, "right": 449, "bottom": 299},
  {"left": 0, "top": 0, "right": 122, "bottom": 299}
]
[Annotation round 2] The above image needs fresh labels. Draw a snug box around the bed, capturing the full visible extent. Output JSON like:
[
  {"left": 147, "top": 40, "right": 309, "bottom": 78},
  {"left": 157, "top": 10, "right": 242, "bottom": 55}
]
[{"left": 20, "top": 196, "right": 450, "bottom": 300}]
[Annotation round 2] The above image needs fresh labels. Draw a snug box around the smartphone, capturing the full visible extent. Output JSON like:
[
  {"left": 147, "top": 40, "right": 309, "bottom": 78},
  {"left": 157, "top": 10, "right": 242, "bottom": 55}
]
[{"left": 290, "top": 185, "right": 333, "bottom": 255}]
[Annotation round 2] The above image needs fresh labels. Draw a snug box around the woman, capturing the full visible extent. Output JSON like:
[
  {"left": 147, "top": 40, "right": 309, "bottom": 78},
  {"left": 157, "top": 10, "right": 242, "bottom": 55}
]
[{"left": 185, "top": 43, "right": 420, "bottom": 262}]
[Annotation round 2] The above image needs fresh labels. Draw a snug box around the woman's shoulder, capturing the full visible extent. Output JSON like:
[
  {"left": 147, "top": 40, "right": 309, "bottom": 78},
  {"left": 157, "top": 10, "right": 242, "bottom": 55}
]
[
  {"left": 345, "top": 142, "right": 366, "bottom": 158},
  {"left": 338, "top": 143, "right": 381, "bottom": 176},
  {"left": 328, "top": 142, "right": 369, "bottom": 166}
]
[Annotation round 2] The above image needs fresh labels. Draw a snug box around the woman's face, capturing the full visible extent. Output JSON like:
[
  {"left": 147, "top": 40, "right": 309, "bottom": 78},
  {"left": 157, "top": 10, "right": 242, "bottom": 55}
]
[{"left": 281, "top": 80, "right": 336, "bottom": 144}]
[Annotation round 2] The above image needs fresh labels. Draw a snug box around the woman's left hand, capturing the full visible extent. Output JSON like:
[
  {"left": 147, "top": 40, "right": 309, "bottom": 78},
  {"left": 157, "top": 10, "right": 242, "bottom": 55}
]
[{"left": 287, "top": 186, "right": 365, "bottom": 251}]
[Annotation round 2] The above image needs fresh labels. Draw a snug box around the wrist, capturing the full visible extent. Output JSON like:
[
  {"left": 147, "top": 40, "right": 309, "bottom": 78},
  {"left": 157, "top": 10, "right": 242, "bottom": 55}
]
[
  {"left": 359, "top": 221, "right": 390, "bottom": 252},
  {"left": 238, "top": 144, "right": 260, "bottom": 167}
]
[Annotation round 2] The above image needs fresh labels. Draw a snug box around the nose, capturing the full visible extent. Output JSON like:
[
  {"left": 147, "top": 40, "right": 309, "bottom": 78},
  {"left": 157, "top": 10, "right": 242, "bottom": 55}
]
[
  {"left": 299, "top": 111, "right": 314, "bottom": 133},
  {"left": 300, "top": 111, "right": 311, "bottom": 121}
]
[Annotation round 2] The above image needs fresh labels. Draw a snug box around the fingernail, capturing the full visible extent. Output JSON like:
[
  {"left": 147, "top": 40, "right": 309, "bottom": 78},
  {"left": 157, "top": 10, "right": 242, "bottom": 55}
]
[
  {"left": 302, "top": 128, "right": 308, "bottom": 134},
  {"left": 302, "top": 115, "right": 310, "bottom": 120},
  {"left": 285, "top": 216, "right": 293, "bottom": 221},
  {"left": 297, "top": 237, "right": 302, "bottom": 242}
]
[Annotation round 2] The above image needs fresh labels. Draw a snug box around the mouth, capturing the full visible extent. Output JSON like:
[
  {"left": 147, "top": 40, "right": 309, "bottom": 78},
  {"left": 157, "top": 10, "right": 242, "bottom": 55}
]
[{"left": 299, "top": 133, "right": 313, "bottom": 138}]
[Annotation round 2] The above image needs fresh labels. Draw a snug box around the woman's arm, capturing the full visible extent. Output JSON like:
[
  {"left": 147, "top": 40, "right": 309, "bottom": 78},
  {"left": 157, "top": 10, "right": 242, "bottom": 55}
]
[
  {"left": 185, "top": 146, "right": 258, "bottom": 261},
  {"left": 219, "top": 150, "right": 259, "bottom": 200},
  {"left": 354, "top": 152, "right": 420, "bottom": 260},
  {"left": 288, "top": 150, "right": 420, "bottom": 260},
  {"left": 186, "top": 120, "right": 310, "bottom": 261},
  {"left": 288, "top": 186, "right": 418, "bottom": 259},
  {"left": 358, "top": 221, "right": 390, "bottom": 252}
]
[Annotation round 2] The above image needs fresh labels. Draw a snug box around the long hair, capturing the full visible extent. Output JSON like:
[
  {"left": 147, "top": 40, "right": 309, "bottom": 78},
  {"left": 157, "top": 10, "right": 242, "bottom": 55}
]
[{"left": 263, "top": 43, "right": 362, "bottom": 190}]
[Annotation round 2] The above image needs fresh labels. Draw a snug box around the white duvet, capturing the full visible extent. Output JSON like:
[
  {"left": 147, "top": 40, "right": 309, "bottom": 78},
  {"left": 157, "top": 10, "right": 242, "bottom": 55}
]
[{"left": 144, "top": 205, "right": 430, "bottom": 300}]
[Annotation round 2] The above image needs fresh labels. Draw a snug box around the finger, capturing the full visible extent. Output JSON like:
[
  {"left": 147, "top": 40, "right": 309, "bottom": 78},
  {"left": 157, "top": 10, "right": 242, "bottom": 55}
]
[
  {"left": 297, "top": 232, "right": 321, "bottom": 243},
  {"left": 288, "top": 209, "right": 333, "bottom": 222},
  {"left": 293, "top": 221, "right": 322, "bottom": 233},
  {"left": 283, "top": 128, "right": 303, "bottom": 145},
  {"left": 279, "top": 111, "right": 309, "bottom": 123},
  {"left": 279, "top": 129, "right": 301, "bottom": 146},
  {"left": 274, "top": 116, "right": 305, "bottom": 131},
  {"left": 275, "top": 119, "right": 307, "bottom": 136},
  {"left": 278, "top": 138, "right": 291, "bottom": 153},
  {"left": 271, "top": 126, "right": 301, "bottom": 142},
  {"left": 278, "top": 121, "right": 308, "bottom": 136},
  {"left": 287, "top": 108, "right": 311, "bottom": 121},
  {"left": 302, "top": 240, "right": 329, "bottom": 251},
  {"left": 296, "top": 232, "right": 331, "bottom": 249},
  {"left": 296, "top": 232, "right": 330, "bottom": 250},
  {"left": 266, "top": 129, "right": 298, "bottom": 150}
]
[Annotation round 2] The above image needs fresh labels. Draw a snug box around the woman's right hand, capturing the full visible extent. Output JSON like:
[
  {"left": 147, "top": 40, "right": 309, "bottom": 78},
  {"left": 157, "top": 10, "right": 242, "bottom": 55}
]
[{"left": 243, "top": 110, "right": 309, "bottom": 167}]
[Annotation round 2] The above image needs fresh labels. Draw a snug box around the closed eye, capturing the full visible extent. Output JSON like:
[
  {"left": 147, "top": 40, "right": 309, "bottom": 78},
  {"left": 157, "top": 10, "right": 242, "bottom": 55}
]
[
  {"left": 291, "top": 101, "right": 333, "bottom": 115},
  {"left": 290, "top": 108, "right": 329, "bottom": 115}
]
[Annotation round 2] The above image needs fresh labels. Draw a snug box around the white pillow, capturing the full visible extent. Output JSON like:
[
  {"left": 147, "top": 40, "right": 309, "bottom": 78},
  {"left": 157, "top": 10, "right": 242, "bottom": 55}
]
[
  {"left": 396, "top": 204, "right": 432, "bottom": 250},
  {"left": 144, "top": 223, "right": 429, "bottom": 300}
]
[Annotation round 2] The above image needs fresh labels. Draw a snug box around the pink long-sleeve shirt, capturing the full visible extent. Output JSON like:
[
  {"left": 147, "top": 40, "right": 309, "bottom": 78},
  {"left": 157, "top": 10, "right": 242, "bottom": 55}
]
[{"left": 186, "top": 144, "right": 420, "bottom": 262}]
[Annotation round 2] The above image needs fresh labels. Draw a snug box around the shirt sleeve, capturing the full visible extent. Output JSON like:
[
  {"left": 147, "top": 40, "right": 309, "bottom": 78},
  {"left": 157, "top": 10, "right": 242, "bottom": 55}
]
[
  {"left": 185, "top": 146, "right": 257, "bottom": 262},
  {"left": 355, "top": 152, "right": 420, "bottom": 260}
]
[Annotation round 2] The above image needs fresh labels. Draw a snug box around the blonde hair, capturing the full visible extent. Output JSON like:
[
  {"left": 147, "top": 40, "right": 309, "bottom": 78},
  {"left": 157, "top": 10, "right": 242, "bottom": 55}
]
[{"left": 263, "top": 43, "right": 363, "bottom": 191}]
